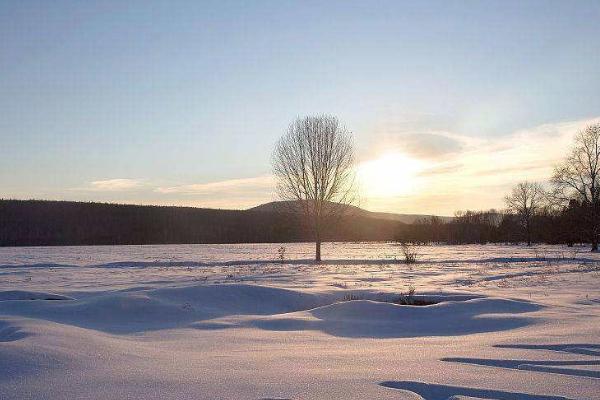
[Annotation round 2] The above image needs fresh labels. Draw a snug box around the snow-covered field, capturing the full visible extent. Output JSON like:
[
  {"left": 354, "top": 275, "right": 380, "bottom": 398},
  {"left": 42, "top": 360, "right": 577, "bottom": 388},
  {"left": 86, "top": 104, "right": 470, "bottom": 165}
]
[{"left": 0, "top": 243, "right": 599, "bottom": 399}]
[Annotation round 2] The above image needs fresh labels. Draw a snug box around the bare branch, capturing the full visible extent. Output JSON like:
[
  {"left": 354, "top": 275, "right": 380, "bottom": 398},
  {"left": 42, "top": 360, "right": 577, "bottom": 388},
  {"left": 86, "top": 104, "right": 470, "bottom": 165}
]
[
  {"left": 551, "top": 123, "right": 600, "bottom": 250},
  {"left": 271, "top": 115, "right": 356, "bottom": 261}
]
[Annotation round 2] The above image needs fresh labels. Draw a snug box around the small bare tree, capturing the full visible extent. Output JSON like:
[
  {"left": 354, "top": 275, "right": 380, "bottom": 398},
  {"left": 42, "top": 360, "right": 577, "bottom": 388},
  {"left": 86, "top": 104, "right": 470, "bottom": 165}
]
[
  {"left": 504, "top": 181, "right": 544, "bottom": 246},
  {"left": 552, "top": 123, "right": 600, "bottom": 251},
  {"left": 272, "top": 115, "right": 355, "bottom": 262}
]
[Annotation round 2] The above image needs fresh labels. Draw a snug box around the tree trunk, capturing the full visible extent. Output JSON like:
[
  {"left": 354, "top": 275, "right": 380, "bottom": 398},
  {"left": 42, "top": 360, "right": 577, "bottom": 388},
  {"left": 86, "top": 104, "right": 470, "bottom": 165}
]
[
  {"left": 592, "top": 206, "right": 599, "bottom": 252},
  {"left": 591, "top": 221, "right": 598, "bottom": 251},
  {"left": 315, "top": 240, "right": 321, "bottom": 262},
  {"left": 314, "top": 208, "right": 322, "bottom": 262}
]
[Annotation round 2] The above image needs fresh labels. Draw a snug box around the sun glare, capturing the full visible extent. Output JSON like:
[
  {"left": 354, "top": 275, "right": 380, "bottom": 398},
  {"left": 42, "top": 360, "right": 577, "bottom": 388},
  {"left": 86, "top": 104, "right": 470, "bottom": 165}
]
[{"left": 357, "top": 153, "right": 425, "bottom": 198}]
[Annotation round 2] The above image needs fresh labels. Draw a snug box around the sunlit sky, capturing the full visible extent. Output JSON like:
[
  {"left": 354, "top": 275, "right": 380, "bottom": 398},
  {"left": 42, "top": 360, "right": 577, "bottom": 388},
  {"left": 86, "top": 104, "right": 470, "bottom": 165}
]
[{"left": 2, "top": 1, "right": 600, "bottom": 215}]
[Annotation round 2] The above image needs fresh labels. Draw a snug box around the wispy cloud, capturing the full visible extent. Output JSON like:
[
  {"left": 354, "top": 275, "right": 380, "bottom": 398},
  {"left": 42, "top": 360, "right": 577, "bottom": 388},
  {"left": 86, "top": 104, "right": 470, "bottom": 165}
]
[
  {"left": 397, "top": 132, "right": 466, "bottom": 159},
  {"left": 155, "top": 176, "right": 274, "bottom": 195},
  {"left": 64, "top": 176, "right": 275, "bottom": 210},
  {"left": 150, "top": 175, "right": 275, "bottom": 209},
  {"left": 76, "top": 178, "right": 144, "bottom": 192},
  {"left": 418, "top": 162, "right": 464, "bottom": 177}
]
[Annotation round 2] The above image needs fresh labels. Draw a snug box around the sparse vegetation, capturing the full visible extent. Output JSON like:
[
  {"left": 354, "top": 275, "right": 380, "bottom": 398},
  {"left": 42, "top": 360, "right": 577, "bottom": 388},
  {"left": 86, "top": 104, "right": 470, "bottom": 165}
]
[
  {"left": 505, "top": 181, "right": 545, "bottom": 246},
  {"left": 394, "top": 286, "right": 438, "bottom": 306},
  {"left": 341, "top": 293, "right": 362, "bottom": 301},
  {"left": 401, "top": 242, "right": 419, "bottom": 264},
  {"left": 395, "top": 285, "right": 416, "bottom": 305},
  {"left": 331, "top": 281, "right": 348, "bottom": 289},
  {"left": 277, "top": 246, "right": 286, "bottom": 263}
]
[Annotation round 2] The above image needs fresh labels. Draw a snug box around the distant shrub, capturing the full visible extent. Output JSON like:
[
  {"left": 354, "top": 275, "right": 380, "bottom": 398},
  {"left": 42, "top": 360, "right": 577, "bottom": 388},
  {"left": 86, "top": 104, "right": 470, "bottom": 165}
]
[
  {"left": 394, "top": 286, "right": 437, "bottom": 306},
  {"left": 395, "top": 285, "right": 416, "bottom": 305},
  {"left": 331, "top": 281, "right": 348, "bottom": 289},
  {"left": 401, "top": 242, "right": 419, "bottom": 264},
  {"left": 277, "top": 246, "right": 286, "bottom": 263},
  {"left": 341, "top": 293, "right": 362, "bottom": 301}
]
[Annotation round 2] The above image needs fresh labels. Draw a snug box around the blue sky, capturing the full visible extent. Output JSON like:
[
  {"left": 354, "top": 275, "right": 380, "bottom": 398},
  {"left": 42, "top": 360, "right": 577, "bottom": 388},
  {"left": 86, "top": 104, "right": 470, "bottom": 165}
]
[{"left": 1, "top": 1, "right": 599, "bottom": 214}]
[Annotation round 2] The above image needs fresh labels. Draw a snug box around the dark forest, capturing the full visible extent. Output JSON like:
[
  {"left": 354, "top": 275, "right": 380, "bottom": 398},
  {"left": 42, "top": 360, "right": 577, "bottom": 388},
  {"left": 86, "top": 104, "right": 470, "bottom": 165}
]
[{"left": 0, "top": 198, "right": 588, "bottom": 247}]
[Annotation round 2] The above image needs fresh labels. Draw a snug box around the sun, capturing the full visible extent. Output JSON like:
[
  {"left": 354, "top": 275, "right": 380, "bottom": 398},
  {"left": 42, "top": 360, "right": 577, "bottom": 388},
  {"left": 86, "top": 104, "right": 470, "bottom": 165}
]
[{"left": 357, "top": 153, "right": 425, "bottom": 198}]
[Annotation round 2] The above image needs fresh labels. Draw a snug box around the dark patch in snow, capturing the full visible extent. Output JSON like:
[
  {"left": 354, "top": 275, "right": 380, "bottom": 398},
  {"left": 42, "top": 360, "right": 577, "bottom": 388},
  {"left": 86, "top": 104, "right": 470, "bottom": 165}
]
[
  {"left": 442, "top": 357, "right": 600, "bottom": 379},
  {"left": 495, "top": 343, "right": 600, "bottom": 357},
  {"left": 380, "top": 380, "right": 573, "bottom": 400},
  {"left": 0, "top": 291, "right": 73, "bottom": 301},
  {"left": 0, "top": 321, "right": 30, "bottom": 342}
]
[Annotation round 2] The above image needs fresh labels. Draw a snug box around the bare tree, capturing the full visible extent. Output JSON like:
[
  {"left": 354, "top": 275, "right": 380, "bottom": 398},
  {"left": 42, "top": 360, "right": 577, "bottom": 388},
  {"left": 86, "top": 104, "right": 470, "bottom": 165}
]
[
  {"left": 272, "top": 115, "right": 355, "bottom": 262},
  {"left": 504, "top": 181, "right": 544, "bottom": 246},
  {"left": 552, "top": 123, "right": 600, "bottom": 251}
]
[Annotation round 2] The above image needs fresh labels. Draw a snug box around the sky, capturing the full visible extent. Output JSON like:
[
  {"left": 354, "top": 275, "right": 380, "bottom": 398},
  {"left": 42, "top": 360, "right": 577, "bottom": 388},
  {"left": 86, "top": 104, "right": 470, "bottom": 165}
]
[{"left": 1, "top": 0, "right": 599, "bottom": 215}]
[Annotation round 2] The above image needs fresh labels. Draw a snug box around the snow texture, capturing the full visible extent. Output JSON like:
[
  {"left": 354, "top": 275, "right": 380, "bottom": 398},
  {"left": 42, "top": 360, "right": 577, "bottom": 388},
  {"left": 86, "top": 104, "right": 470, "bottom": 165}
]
[{"left": 0, "top": 243, "right": 598, "bottom": 399}]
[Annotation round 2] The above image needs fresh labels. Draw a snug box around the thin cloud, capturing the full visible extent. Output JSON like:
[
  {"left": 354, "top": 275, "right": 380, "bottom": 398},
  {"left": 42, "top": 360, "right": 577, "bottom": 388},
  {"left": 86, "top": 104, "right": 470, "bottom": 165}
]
[
  {"left": 155, "top": 176, "right": 275, "bottom": 196},
  {"left": 418, "top": 162, "right": 463, "bottom": 177},
  {"left": 77, "top": 179, "right": 144, "bottom": 192},
  {"left": 470, "top": 161, "right": 550, "bottom": 177},
  {"left": 399, "top": 132, "right": 465, "bottom": 159}
]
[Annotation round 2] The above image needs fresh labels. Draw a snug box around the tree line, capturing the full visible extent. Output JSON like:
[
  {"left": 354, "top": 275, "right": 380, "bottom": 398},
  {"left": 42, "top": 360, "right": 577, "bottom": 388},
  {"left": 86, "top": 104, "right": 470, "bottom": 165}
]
[
  {"left": 0, "top": 199, "right": 402, "bottom": 246},
  {"left": 396, "top": 204, "right": 585, "bottom": 246}
]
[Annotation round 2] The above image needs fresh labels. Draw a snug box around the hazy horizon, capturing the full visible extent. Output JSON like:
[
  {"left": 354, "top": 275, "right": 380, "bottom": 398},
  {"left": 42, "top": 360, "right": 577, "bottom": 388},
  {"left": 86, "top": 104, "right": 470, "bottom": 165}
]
[{"left": 2, "top": 1, "right": 600, "bottom": 215}]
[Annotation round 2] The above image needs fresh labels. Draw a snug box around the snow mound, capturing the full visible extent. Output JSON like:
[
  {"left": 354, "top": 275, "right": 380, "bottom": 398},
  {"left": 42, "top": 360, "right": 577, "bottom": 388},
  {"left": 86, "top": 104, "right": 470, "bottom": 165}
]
[
  {"left": 0, "top": 284, "right": 328, "bottom": 334},
  {"left": 0, "top": 283, "right": 542, "bottom": 337},
  {"left": 311, "top": 297, "right": 540, "bottom": 321},
  {"left": 152, "top": 284, "right": 327, "bottom": 315},
  {"left": 251, "top": 297, "right": 543, "bottom": 338}
]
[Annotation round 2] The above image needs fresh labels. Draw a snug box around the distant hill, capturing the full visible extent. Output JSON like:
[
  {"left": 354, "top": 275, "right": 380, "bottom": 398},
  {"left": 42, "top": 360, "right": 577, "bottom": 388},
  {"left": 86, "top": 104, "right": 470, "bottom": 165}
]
[
  {"left": 0, "top": 199, "right": 411, "bottom": 246},
  {"left": 249, "top": 201, "right": 453, "bottom": 224}
]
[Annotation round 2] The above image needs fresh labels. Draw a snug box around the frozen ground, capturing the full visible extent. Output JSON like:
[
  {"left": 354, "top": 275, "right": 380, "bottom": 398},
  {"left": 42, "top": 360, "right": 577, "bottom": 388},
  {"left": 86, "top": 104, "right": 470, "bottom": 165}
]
[{"left": 0, "top": 243, "right": 599, "bottom": 399}]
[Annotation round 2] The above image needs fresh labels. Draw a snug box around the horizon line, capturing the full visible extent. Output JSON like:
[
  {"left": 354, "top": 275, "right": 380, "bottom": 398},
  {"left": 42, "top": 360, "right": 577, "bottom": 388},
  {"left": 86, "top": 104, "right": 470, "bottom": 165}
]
[{"left": 0, "top": 197, "right": 461, "bottom": 218}]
